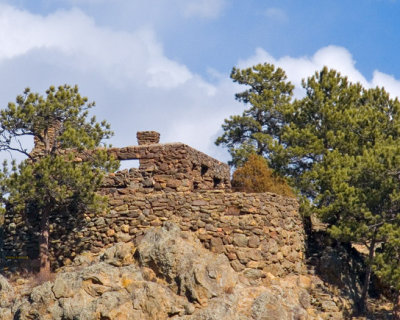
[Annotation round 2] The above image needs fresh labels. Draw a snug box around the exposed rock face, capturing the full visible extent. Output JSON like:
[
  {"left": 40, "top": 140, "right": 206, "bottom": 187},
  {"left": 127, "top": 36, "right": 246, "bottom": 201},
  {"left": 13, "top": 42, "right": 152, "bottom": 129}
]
[
  {"left": 135, "top": 222, "right": 238, "bottom": 306},
  {"left": 0, "top": 223, "right": 327, "bottom": 320},
  {"left": 0, "top": 274, "right": 14, "bottom": 319}
]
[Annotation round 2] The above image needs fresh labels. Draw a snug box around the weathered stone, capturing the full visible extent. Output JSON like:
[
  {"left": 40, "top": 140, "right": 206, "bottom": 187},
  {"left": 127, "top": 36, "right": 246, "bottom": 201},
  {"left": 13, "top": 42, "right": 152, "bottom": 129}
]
[
  {"left": 236, "top": 248, "right": 250, "bottom": 263},
  {"left": 231, "top": 260, "right": 245, "bottom": 272},
  {"left": 3, "top": 224, "right": 323, "bottom": 320},
  {"left": 94, "top": 217, "right": 106, "bottom": 227},
  {"left": 121, "top": 224, "right": 130, "bottom": 233},
  {"left": 233, "top": 233, "right": 248, "bottom": 247},
  {"left": 3, "top": 131, "right": 304, "bottom": 283},
  {"left": 137, "top": 131, "right": 160, "bottom": 145},
  {"left": 192, "top": 200, "right": 208, "bottom": 206},
  {"left": 243, "top": 268, "right": 264, "bottom": 280},
  {"left": 101, "top": 242, "right": 135, "bottom": 266},
  {"left": 116, "top": 232, "right": 131, "bottom": 242},
  {"left": 107, "top": 229, "right": 115, "bottom": 237},
  {"left": 247, "top": 261, "right": 262, "bottom": 269},
  {"left": 321, "top": 300, "right": 339, "bottom": 312},
  {"left": 210, "top": 237, "right": 224, "bottom": 254},
  {"left": 298, "top": 289, "right": 311, "bottom": 308},
  {"left": 52, "top": 273, "right": 77, "bottom": 298},
  {"left": 0, "top": 275, "right": 14, "bottom": 308},
  {"left": 227, "top": 252, "right": 237, "bottom": 260},
  {"left": 247, "top": 249, "right": 262, "bottom": 261},
  {"left": 143, "top": 178, "right": 154, "bottom": 187},
  {"left": 280, "top": 245, "right": 291, "bottom": 257},
  {"left": 297, "top": 275, "right": 312, "bottom": 290},
  {"left": 248, "top": 235, "right": 260, "bottom": 248},
  {"left": 135, "top": 223, "right": 238, "bottom": 306}
]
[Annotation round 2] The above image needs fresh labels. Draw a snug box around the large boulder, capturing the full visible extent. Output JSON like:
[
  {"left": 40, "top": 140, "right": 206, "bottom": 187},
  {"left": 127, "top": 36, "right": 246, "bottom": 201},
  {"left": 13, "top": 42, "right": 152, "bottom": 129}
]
[
  {"left": 0, "top": 274, "right": 14, "bottom": 320},
  {"left": 9, "top": 223, "right": 318, "bottom": 319},
  {"left": 0, "top": 274, "right": 14, "bottom": 307},
  {"left": 135, "top": 222, "right": 238, "bottom": 306}
]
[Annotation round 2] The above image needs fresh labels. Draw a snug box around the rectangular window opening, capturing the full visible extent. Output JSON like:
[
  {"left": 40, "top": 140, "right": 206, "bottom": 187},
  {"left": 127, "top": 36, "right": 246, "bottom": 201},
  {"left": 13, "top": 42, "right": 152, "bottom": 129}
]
[{"left": 118, "top": 159, "right": 140, "bottom": 171}]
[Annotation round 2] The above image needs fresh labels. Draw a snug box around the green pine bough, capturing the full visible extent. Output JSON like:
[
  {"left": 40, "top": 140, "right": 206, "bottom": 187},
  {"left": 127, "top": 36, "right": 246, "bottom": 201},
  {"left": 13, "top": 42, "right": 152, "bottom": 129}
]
[
  {"left": 216, "top": 63, "right": 400, "bottom": 316},
  {"left": 0, "top": 85, "right": 119, "bottom": 278}
]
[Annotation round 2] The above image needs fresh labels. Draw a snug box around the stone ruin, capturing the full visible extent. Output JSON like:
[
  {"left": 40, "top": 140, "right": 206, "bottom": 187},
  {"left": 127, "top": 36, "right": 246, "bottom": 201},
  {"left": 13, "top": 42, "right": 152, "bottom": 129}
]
[
  {"left": 103, "top": 131, "right": 231, "bottom": 192},
  {"left": 1, "top": 131, "right": 306, "bottom": 278}
]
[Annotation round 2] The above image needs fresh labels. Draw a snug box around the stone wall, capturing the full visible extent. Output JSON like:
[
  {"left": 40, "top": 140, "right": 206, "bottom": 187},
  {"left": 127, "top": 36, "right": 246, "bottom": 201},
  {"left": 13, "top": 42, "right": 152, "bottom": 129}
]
[
  {"left": 104, "top": 142, "right": 230, "bottom": 191},
  {"left": 136, "top": 130, "right": 160, "bottom": 145},
  {"left": 2, "top": 187, "right": 304, "bottom": 277},
  {"left": 1, "top": 131, "right": 305, "bottom": 277},
  {"left": 82, "top": 188, "right": 304, "bottom": 276}
]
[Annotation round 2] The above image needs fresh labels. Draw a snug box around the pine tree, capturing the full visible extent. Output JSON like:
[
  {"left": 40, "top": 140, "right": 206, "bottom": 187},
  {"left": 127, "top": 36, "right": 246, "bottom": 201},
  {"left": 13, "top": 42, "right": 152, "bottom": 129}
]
[
  {"left": 215, "top": 63, "right": 294, "bottom": 167},
  {"left": 0, "top": 85, "right": 119, "bottom": 277},
  {"left": 217, "top": 64, "right": 400, "bottom": 314}
]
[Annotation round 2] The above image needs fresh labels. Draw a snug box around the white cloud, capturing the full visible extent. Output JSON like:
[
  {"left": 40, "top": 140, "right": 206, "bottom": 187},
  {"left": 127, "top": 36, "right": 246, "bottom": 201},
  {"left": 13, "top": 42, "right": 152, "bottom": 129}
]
[
  {"left": 2, "top": 2, "right": 400, "bottom": 167},
  {"left": 49, "top": 0, "right": 226, "bottom": 21},
  {"left": 312, "top": 46, "right": 367, "bottom": 85},
  {"left": 0, "top": 3, "right": 238, "bottom": 163},
  {"left": 264, "top": 8, "right": 288, "bottom": 22},
  {"left": 238, "top": 45, "right": 368, "bottom": 88},
  {"left": 371, "top": 71, "right": 400, "bottom": 97},
  {"left": 183, "top": 0, "right": 226, "bottom": 19},
  {"left": 65, "top": 0, "right": 106, "bottom": 3},
  {"left": 236, "top": 45, "right": 400, "bottom": 99},
  {"left": 0, "top": 5, "right": 193, "bottom": 89}
]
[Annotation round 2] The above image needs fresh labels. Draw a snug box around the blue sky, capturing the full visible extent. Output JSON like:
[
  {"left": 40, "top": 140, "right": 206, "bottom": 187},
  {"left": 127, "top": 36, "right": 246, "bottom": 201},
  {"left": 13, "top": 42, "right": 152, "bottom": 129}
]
[{"left": 0, "top": 0, "right": 400, "bottom": 164}]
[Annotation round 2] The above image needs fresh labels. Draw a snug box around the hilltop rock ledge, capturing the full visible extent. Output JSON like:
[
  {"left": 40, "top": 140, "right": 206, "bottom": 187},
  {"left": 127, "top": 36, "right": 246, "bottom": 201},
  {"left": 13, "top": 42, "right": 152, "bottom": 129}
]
[{"left": 0, "top": 223, "right": 327, "bottom": 320}]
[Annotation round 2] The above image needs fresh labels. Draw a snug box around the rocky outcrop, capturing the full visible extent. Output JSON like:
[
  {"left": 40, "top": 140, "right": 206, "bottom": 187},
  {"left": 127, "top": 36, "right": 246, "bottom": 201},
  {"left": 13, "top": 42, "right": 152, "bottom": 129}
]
[
  {"left": 135, "top": 222, "right": 239, "bottom": 306},
  {"left": 0, "top": 223, "right": 330, "bottom": 320},
  {"left": 0, "top": 274, "right": 14, "bottom": 320}
]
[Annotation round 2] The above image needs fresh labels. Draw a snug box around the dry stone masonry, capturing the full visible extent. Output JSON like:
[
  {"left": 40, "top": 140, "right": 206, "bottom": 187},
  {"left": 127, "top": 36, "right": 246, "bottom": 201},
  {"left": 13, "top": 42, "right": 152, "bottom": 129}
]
[
  {"left": 0, "top": 225, "right": 319, "bottom": 320},
  {"left": 136, "top": 130, "right": 160, "bottom": 145},
  {"left": 104, "top": 141, "right": 231, "bottom": 192},
  {"left": 1, "top": 131, "right": 306, "bottom": 278}
]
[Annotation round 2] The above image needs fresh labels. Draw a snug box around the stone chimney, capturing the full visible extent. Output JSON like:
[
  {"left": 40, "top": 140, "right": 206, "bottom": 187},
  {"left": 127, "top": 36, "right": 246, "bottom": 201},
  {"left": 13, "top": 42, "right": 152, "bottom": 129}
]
[
  {"left": 31, "top": 120, "right": 62, "bottom": 158},
  {"left": 136, "top": 131, "right": 160, "bottom": 145}
]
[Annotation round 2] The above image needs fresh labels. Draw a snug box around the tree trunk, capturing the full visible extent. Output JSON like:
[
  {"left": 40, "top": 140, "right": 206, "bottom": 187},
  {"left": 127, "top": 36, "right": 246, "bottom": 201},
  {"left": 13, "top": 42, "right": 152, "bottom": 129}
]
[
  {"left": 358, "top": 232, "right": 377, "bottom": 314},
  {"left": 38, "top": 207, "right": 51, "bottom": 278},
  {"left": 393, "top": 291, "right": 400, "bottom": 320},
  {"left": 39, "top": 132, "right": 51, "bottom": 279}
]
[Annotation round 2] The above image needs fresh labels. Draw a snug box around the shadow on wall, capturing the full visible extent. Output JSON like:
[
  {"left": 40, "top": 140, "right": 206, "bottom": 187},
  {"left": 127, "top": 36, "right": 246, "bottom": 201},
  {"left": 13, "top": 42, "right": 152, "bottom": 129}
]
[
  {"left": 1, "top": 131, "right": 231, "bottom": 274},
  {"left": 0, "top": 207, "right": 40, "bottom": 273},
  {"left": 1, "top": 203, "right": 89, "bottom": 273},
  {"left": 48, "top": 205, "right": 91, "bottom": 271},
  {"left": 305, "top": 229, "right": 391, "bottom": 317}
]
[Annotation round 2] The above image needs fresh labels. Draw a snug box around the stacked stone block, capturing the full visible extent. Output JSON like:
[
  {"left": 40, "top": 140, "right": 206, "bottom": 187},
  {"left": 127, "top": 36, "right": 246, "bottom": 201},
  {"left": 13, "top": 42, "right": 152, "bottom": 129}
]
[
  {"left": 106, "top": 142, "right": 231, "bottom": 191},
  {"left": 136, "top": 131, "right": 160, "bottom": 145},
  {"left": 1, "top": 131, "right": 306, "bottom": 277}
]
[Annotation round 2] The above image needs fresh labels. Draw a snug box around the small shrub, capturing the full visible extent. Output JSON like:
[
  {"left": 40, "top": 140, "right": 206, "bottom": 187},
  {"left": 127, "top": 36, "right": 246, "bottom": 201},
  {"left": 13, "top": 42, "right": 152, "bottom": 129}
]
[{"left": 232, "top": 154, "right": 294, "bottom": 197}]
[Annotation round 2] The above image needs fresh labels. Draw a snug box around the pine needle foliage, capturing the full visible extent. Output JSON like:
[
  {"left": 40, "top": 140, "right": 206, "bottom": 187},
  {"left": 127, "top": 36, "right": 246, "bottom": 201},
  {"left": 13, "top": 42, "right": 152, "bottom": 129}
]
[
  {"left": 217, "top": 63, "right": 400, "bottom": 314},
  {"left": 215, "top": 63, "right": 294, "bottom": 167},
  {"left": 0, "top": 85, "right": 119, "bottom": 276}
]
